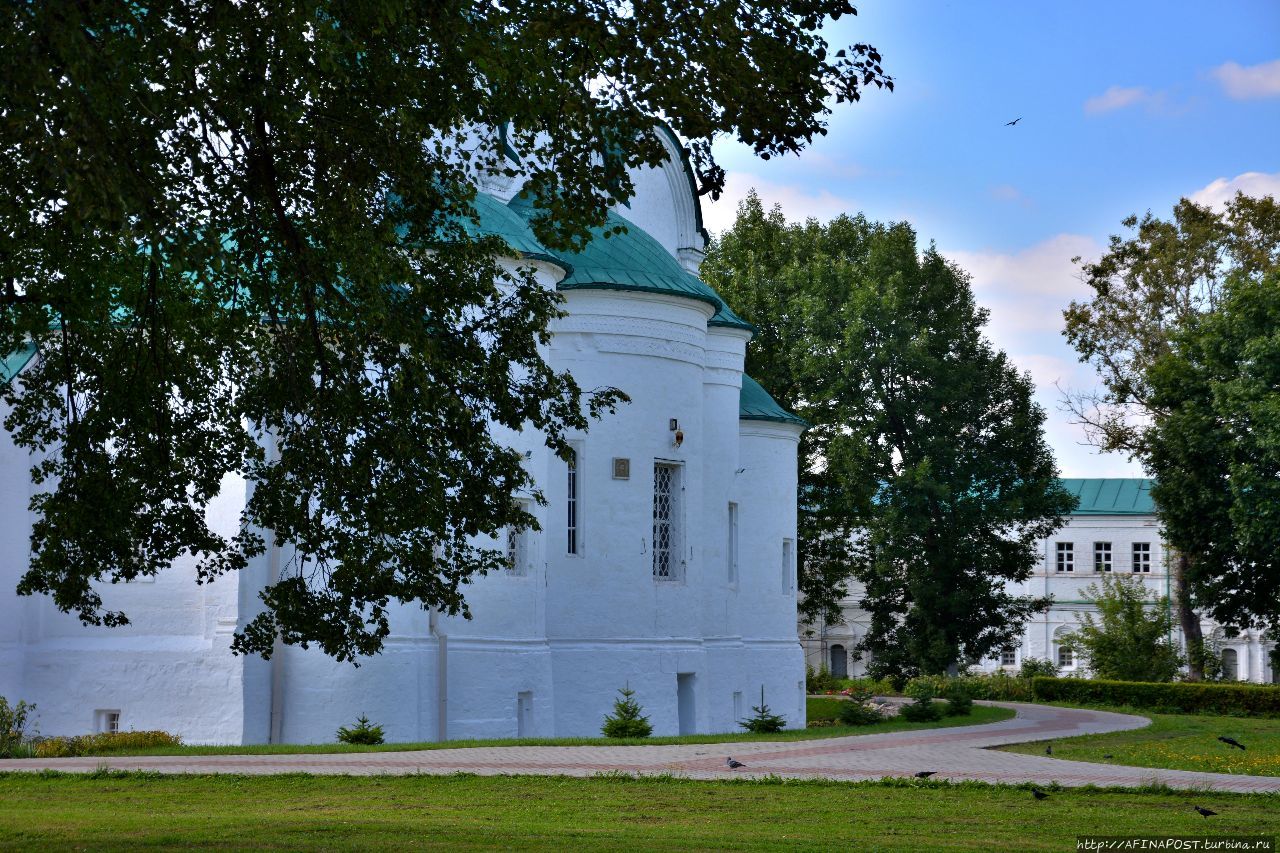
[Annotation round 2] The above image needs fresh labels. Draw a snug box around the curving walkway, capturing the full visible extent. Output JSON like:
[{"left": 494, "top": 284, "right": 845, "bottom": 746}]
[{"left": 3, "top": 702, "right": 1278, "bottom": 792}]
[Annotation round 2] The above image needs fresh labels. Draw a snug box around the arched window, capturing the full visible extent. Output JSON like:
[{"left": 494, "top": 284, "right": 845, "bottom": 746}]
[
  {"left": 829, "top": 644, "right": 848, "bottom": 679},
  {"left": 1222, "top": 648, "right": 1239, "bottom": 681}
]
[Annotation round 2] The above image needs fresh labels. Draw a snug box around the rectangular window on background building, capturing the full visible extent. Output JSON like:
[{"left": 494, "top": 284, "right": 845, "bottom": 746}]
[
  {"left": 1055, "top": 542, "right": 1074, "bottom": 572},
  {"left": 727, "top": 502, "right": 739, "bottom": 585},
  {"left": 1094, "top": 541, "right": 1112, "bottom": 572},
  {"left": 1132, "top": 542, "right": 1151, "bottom": 572}
]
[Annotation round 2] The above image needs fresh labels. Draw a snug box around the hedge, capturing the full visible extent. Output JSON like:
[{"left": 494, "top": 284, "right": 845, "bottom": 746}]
[{"left": 1031, "top": 676, "right": 1280, "bottom": 716}]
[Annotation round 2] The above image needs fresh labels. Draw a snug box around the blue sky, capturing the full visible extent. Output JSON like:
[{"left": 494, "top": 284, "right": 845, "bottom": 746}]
[{"left": 702, "top": 0, "right": 1280, "bottom": 477}]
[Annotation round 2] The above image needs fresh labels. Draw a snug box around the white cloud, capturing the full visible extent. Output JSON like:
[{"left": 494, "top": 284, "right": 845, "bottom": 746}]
[
  {"left": 1083, "top": 86, "right": 1154, "bottom": 115},
  {"left": 945, "top": 234, "right": 1141, "bottom": 478},
  {"left": 701, "top": 171, "right": 857, "bottom": 234},
  {"left": 1210, "top": 58, "right": 1280, "bottom": 100},
  {"left": 1188, "top": 170, "right": 1280, "bottom": 208}
]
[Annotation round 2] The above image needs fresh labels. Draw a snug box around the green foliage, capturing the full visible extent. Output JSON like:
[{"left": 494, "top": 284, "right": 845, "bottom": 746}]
[
  {"left": 836, "top": 687, "right": 884, "bottom": 726},
  {"left": 1064, "top": 194, "right": 1280, "bottom": 676},
  {"left": 702, "top": 197, "right": 1073, "bottom": 675},
  {"left": 601, "top": 686, "right": 653, "bottom": 739},
  {"left": 739, "top": 687, "right": 788, "bottom": 734},
  {"left": 1031, "top": 677, "right": 1280, "bottom": 717},
  {"left": 33, "top": 730, "right": 183, "bottom": 758},
  {"left": 336, "top": 715, "right": 385, "bottom": 745},
  {"left": 1060, "top": 574, "right": 1183, "bottom": 682},
  {"left": 1018, "top": 658, "right": 1059, "bottom": 679},
  {"left": 899, "top": 680, "right": 943, "bottom": 722},
  {"left": 0, "top": 697, "right": 35, "bottom": 758},
  {"left": 806, "top": 664, "right": 840, "bottom": 694},
  {"left": 942, "top": 682, "right": 973, "bottom": 717},
  {"left": 0, "top": 2, "right": 890, "bottom": 662},
  {"left": 1147, "top": 268, "right": 1280, "bottom": 668}
]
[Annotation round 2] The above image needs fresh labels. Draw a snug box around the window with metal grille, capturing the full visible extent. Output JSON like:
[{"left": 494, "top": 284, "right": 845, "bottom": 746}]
[
  {"left": 506, "top": 500, "right": 531, "bottom": 576},
  {"left": 1057, "top": 646, "right": 1074, "bottom": 668},
  {"left": 1094, "top": 541, "right": 1112, "bottom": 572},
  {"left": 1055, "top": 542, "right": 1074, "bottom": 572},
  {"left": 727, "top": 502, "right": 739, "bottom": 585},
  {"left": 652, "top": 463, "right": 681, "bottom": 580},
  {"left": 1132, "top": 542, "right": 1151, "bottom": 572},
  {"left": 782, "top": 538, "right": 794, "bottom": 594},
  {"left": 1001, "top": 649, "right": 1017, "bottom": 667},
  {"left": 566, "top": 449, "right": 579, "bottom": 555}
]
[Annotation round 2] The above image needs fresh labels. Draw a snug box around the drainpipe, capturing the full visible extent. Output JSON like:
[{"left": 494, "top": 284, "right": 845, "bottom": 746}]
[
  {"left": 266, "top": 428, "right": 285, "bottom": 745},
  {"left": 267, "top": 536, "right": 284, "bottom": 744},
  {"left": 429, "top": 606, "right": 448, "bottom": 742}
]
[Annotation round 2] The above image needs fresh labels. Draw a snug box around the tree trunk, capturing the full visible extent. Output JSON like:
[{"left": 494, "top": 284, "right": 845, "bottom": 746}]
[{"left": 1174, "top": 552, "right": 1204, "bottom": 681}]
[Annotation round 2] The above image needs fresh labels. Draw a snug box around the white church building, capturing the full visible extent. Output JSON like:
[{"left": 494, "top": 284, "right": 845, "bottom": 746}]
[
  {"left": 805, "top": 478, "right": 1279, "bottom": 684},
  {"left": 0, "top": 133, "right": 809, "bottom": 744}
]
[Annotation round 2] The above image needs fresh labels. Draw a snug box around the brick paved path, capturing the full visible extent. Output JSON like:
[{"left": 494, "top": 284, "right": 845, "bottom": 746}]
[{"left": 3, "top": 702, "right": 1278, "bottom": 792}]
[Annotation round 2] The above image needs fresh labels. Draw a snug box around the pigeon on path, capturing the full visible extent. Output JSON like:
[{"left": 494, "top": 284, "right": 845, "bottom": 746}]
[
  {"left": 914, "top": 771, "right": 937, "bottom": 779},
  {"left": 1194, "top": 806, "right": 1218, "bottom": 818},
  {"left": 726, "top": 757, "right": 746, "bottom": 769},
  {"left": 1218, "top": 736, "right": 1246, "bottom": 750}
]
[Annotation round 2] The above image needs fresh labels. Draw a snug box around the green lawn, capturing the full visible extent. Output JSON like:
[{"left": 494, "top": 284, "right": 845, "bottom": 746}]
[
  {"left": 1, "top": 772, "right": 1275, "bottom": 851},
  {"left": 1002, "top": 710, "right": 1280, "bottom": 776},
  {"left": 40, "top": 702, "right": 1014, "bottom": 757}
]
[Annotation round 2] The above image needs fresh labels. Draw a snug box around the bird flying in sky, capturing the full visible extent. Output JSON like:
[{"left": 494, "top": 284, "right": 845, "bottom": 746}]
[{"left": 1005, "top": 117, "right": 1022, "bottom": 126}]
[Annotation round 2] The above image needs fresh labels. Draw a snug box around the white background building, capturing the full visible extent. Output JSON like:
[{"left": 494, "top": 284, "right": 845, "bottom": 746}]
[{"left": 805, "top": 479, "right": 1278, "bottom": 684}]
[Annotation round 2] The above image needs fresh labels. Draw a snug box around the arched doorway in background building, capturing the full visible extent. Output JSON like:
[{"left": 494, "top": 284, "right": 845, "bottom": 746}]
[{"left": 830, "top": 644, "right": 848, "bottom": 679}]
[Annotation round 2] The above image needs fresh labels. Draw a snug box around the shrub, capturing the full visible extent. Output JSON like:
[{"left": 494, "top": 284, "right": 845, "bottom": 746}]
[
  {"left": 837, "top": 687, "right": 884, "bottom": 726},
  {"left": 0, "top": 697, "right": 36, "bottom": 758},
  {"left": 899, "top": 700, "right": 943, "bottom": 722},
  {"left": 806, "top": 664, "right": 838, "bottom": 694},
  {"left": 942, "top": 682, "right": 974, "bottom": 717},
  {"left": 1064, "top": 574, "right": 1183, "bottom": 682},
  {"left": 336, "top": 715, "right": 385, "bottom": 745},
  {"left": 900, "top": 680, "right": 943, "bottom": 722},
  {"left": 739, "top": 686, "right": 787, "bottom": 733},
  {"left": 1019, "top": 658, "right": 1059, "bottom": 679},
  {"left": 601, "top": 686, "right": 653, "bottom": 738},
  {"left": 1031, "top": 677, "right": 1280, "bottom": 716},
  {"left": 30, "top": 730, "right": 182, "bottom": 758}
]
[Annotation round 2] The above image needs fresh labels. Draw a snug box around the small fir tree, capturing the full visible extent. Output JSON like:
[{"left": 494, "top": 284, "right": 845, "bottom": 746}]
[
  {"left": 335, "top": 714, "right": 385, "bottom": 745},
  {"left": 739, "top": 686, "right": 788, "bottom": 733},
  {"left": 601, "top": 686, "right": 653, "bottom": 739}
]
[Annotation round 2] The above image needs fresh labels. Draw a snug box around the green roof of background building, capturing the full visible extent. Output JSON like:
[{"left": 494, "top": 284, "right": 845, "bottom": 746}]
[
  {"left": 739, "top": 374, "right": 806, "bottom": 427},
  {"left": 1060, "top": 478, "right": 1155, "bottom": 515}
]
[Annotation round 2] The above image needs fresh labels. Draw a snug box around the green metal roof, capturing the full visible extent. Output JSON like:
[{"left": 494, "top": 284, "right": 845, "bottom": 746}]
[
  {"left": 446, "top": 193, "right": 567, "bottom": 270},
  {"left": 706, "top": 283, "right": 756, "bottom": 334},
  {"left": 1060, "top": 478, "right": 1155, "bottom": 515},
  {"left": 508, "top": 195, "right": 723, "bottom": 312},
  {"left": 1, "top": 343, "right": 36, "bottom": 384},
  {"left": 739, "top": 374, "right": 807, "bottom": 427}
]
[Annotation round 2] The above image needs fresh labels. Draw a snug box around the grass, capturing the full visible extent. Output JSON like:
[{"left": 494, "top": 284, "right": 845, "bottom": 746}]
[
  {"left": 33, "top": 702, "right": 1014, "bottom": 758},
  {"left": 1, "top": 772, "right": 1276, "bottom": 851},
  {"left": 1002, "top": 708, "right": 1280, "bottom": 776}
]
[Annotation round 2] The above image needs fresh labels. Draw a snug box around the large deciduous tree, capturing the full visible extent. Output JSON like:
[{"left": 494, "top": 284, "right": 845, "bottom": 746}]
[
  {"left": 0, "top": 2, "right": 891, "bottom": 661},
  {"left": 1146, "top": 269, "right": 1280, "bottom": 670},
  {"left": 1063, "top": 193, "right": 1280, "bottom": 678},
  {"left": 702, "top": 194, "right": 1073, "bottom": 678}
]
